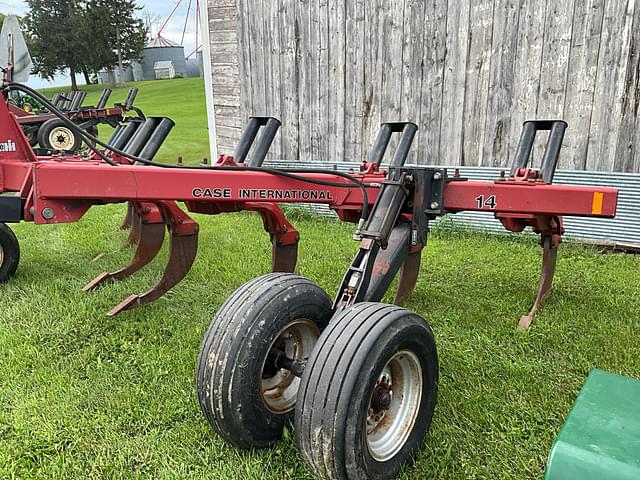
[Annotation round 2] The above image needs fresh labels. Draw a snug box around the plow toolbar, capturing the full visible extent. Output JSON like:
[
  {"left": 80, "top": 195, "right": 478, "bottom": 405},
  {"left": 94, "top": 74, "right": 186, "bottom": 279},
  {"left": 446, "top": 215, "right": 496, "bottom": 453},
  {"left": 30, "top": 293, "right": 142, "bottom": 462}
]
[{"left": 0, "top": 82, "right": 620, "bottom": 329}]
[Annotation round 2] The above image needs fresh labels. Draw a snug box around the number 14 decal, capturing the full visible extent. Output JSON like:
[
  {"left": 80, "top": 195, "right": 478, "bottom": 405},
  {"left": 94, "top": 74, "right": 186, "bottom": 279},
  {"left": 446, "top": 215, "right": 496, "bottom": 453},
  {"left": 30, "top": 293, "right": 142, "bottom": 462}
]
[{"left": 475, "top": 194, "right": 497, "bottom": 209}]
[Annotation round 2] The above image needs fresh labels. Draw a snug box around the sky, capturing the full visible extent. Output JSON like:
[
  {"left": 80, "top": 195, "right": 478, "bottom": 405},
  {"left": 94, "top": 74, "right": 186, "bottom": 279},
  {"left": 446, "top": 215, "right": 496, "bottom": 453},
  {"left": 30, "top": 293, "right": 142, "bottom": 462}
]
[{"left": 0, "top": 0, "right": 201, "bottom": 87}]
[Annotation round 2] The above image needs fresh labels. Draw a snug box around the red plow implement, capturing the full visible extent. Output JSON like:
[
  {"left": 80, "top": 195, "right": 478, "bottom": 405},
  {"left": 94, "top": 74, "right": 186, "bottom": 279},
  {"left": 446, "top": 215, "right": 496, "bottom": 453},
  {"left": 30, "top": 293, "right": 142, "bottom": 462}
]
[
  {"left": 0, "top": 69, "right": 621, "bottom": 479},
  {"left": 0, "top": 80, "right": 617, "bottom": 327}
]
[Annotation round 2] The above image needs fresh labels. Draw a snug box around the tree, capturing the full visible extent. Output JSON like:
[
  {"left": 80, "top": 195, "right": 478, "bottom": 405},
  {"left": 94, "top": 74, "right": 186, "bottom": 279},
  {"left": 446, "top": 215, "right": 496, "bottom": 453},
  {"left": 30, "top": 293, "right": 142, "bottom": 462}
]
[
  {"left": 24, "top": 0, "right": 87, "bottom": 89},
  {"left": 24, "top": 0, "right": 147, "bottom": 89},
  {"left": 84, "top": 0, "right": 147, "bottom": 87}
]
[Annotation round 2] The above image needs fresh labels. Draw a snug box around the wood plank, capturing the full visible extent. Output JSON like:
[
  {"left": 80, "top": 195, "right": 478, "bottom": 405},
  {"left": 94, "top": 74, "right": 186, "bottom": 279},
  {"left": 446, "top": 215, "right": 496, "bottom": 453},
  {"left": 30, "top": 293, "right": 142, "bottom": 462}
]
[
  {"left": 296, "top": 0, "right": 312, "bottom": 159},
  {"left": 314, "top": 0, "right": 330, "bottom": 160},
  {"left": 209, "top": 5, "right": 236, "bottom": 17},
  {"left": 265, "top": 0, "right": 282, "bottom": 159},
  {"left": 235, "top": 0, "right": 253, "bottom": 125},
  {"left": 362, "top": 0, "right": 384, "bottom": 160},
  {"left": 482, "top": 0, "right": 520, "bottom": 166},
  {"left": 461, "top": 0, "right": 494, "bottom": 167},
  {"left": 210, "top": 41, "right": 239, "bottom": 58},
  {"left": 534, "top": 0, "right": 574, "bottom": 169},
  {"left": 212, "top": 63, "right": 239, "bottom": 77},
  {"left": 247, "top": 0, "right": 266, "bottom": 116},
  {"left": 280, "top": 0, "right": 299, "bottom": 160},
  {"left": 344, "top": 0, "right": 366, "bottom": 163},
  {"left": 418, "top": 0, "right": 448, "bottom": 165},
  {"left": 212, "top": 85, "right": 241, "bottom": 97},
  {"left": 209, "top": 18, "right": 236, "bottom": 33},
  {"left": 211, "top": 29, "right": 238, "bottom": 44},
  {"left": 400, "top": 0, "right": 426, "bottom": 164},
  {"left": 212, "top": 0, "right": 236, "bottom": 8},
  {"left": 213, "top": 94, "right": 241, "bottom": 107},
  {"left": 561, "top": 0, "right": 604, "bottom": 170},
  {"left": 216, "top": 124, "right": 243, "bottom": 141},
  {"left": 614, "top": 4, "right": 640, "bottom": 173},
  {"left": 378, "top": 0, "right": 404, "bottom": 164},
  {"left": 506, "top": 0, "right": 546, "bottom": 168},
  {"left": 327, "top": 1, "right": 346, "bottom": 161},
  {"left": 214, "top": 105, "right": 242, "bottom": 126},
  {"left": 440, "top": 0, "right": 471, "bottom": 166},
  {"left": 380, "top": 0, "right": 404, "bottom": 123},
  {"left": 588, "top": 0, "right": 636, "bottom": 171}
]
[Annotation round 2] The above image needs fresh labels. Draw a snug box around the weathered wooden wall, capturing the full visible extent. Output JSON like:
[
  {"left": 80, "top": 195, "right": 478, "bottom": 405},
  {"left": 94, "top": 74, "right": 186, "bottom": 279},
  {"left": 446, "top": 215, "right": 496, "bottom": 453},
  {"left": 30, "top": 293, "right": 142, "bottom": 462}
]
[
  {"left": 208, "top": 0, "right": 640, "bottom": 172},
  {"left": 207, "top": 0, "right": 241, "bottom": 155}
]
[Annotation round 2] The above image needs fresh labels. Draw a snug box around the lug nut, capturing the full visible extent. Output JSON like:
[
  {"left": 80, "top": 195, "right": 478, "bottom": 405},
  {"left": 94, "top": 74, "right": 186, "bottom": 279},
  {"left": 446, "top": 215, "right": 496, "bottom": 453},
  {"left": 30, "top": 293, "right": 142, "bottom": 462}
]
[
  {"left": 433, "top": 171, "right": 442, "bottom": 181},
  {"left": 430, "top": 201, "right": 440, "bottom": 209}
]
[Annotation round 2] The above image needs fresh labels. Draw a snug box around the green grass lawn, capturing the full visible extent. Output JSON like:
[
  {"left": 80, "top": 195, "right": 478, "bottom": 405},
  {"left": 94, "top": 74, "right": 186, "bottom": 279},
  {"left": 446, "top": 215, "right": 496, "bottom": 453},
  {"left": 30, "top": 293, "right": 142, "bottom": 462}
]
[
  {"left": 2, "top": 211, "right": 639, "bottom": 479},
  {"left": 2, "top": 78, "right": 639, "bottom": 479}
]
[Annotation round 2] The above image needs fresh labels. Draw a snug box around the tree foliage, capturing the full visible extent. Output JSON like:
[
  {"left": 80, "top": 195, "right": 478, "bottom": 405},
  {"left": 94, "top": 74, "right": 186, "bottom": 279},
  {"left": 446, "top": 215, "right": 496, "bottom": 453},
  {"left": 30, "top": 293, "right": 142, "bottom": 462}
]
[
  {"left": 84, "top": 0, "right": 147, "bottom": 76},
  {"left": 24, "top": 0, "right": 147, "bottom": 89},
  {"left": 24, "top": 0, "right": 85, "bottom": 87}
]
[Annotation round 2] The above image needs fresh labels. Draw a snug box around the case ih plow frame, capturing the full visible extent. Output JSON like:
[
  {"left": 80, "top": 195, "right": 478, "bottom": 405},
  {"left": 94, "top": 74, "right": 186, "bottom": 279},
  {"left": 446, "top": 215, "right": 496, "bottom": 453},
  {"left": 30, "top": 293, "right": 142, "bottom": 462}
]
[{"left": 0, "top": 68, "right": 620, "bottom": 478}]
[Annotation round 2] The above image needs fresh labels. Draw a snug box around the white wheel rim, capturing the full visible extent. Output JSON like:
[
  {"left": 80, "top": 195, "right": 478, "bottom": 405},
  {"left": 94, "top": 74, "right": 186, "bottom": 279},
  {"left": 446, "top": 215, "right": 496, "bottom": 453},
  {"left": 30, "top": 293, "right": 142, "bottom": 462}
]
[
  {"left": 49, "top": 126, "right": 75, "bottom": 151},
  {"left": 366, "top": 350, "right": 423, "bottom": 462},
  {"left": 0, "top": 242, "right": 4, "bottom": 267},
  {"left": 260, "top": 319, "right": 320, "bottom": 414}
]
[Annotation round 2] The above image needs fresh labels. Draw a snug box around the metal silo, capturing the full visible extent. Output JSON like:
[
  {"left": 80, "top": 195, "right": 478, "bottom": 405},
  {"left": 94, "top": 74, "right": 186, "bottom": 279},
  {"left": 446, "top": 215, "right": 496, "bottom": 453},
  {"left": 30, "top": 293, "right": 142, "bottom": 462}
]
[{"left": 139, "top": 35, "right": 188, "bottom": 80}]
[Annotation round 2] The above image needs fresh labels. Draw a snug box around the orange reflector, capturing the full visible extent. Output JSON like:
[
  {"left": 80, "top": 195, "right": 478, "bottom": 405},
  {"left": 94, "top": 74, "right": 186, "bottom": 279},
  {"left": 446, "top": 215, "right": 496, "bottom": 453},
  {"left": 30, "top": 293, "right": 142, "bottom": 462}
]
[{"left": 592, "top": 192, "right": 604, "bottom": 215}]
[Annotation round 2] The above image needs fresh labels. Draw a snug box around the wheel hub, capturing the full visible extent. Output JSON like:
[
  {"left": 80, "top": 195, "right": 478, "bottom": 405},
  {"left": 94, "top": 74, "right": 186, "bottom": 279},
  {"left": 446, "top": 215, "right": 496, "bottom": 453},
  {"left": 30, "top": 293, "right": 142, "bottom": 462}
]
[
  {"left": 49, "top": 127, "right": 74, "bottom": 151},
  {"left": 366, "top": 350, "right": 423, "bottom": 462},
  {"left": 260, "top": 319, "right": 320, "bottom": 414},
  {"left": 371, "top": 383, "right": 392, "bottom": 412}
]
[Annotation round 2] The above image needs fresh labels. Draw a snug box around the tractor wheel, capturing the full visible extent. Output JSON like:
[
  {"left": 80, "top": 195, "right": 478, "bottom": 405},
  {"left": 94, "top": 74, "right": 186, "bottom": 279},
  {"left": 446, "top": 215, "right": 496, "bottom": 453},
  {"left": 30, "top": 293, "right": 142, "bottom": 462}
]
[
  {"left": 37, "top": 119, "right": 81, "bottom": 153},
  {"left": 295, "top": 302, "right": 438, "bottom": 480},
  {"left": 196, "top": 273, "right": 332, "bottom": 449},
  {"left": 0, "top": 223, "right": 20, "bottom": 283}
]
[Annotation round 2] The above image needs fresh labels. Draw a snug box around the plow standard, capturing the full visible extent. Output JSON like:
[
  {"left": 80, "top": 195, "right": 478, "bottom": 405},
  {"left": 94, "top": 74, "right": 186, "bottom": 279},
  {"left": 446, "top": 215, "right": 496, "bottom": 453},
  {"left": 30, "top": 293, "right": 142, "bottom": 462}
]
[{"left": 0, "top": 66, "right": 620, "bottom": 478}]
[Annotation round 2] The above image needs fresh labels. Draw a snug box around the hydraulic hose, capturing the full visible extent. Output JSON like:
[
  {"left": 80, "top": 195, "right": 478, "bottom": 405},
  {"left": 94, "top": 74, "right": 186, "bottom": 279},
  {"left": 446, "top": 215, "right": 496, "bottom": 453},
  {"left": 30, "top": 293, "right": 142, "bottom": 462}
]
[{"left": 6, "top": 82, "right": 372, "bottom": 220}]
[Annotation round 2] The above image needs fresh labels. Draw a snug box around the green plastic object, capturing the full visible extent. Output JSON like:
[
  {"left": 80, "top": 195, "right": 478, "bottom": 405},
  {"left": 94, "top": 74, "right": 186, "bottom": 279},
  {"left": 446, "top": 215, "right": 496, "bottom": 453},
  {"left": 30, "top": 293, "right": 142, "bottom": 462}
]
[{"left": 545, "top": 369, "right": 640, "bottom": 480}]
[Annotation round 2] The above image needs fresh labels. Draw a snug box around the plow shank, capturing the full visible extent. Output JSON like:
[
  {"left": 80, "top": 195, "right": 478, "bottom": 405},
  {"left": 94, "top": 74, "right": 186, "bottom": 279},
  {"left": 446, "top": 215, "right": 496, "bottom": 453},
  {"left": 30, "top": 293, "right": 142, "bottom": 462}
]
[{"left": 518, "top": 235, "right": 559, "bottom": 331}]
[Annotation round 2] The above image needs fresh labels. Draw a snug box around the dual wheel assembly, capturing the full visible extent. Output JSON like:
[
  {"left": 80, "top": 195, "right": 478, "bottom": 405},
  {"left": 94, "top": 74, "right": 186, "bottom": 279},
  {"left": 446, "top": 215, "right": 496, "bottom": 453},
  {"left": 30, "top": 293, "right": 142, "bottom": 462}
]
[{"left": 197, "top": 273, "right": 439, "bottom": 479}]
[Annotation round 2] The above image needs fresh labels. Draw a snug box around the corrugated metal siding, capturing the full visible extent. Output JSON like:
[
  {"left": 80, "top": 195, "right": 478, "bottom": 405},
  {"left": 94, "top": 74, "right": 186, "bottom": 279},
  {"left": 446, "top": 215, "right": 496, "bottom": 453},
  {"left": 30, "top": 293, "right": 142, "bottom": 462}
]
[{"left": 265, "top": 160, "right": 640, "bottom": 247}]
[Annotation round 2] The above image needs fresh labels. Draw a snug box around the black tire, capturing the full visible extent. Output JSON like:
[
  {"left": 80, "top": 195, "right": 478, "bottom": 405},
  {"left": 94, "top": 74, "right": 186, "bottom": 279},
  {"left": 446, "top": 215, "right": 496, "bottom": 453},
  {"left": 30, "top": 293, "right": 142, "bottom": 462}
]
[
  {"left": 0, "top": 223, "right": 20, "bottom": 283},
  {"left": 37, "top": 118, "right": 81, "bottom": 153},
  {"left": 196, "top": 273, "right": 333, "bottom": 449},
  {"left": 295, "top": 302, "right": 438, "bottom": 480},
  {"left": 24, "top": 126, "right": 39, "bottom": 147}
]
